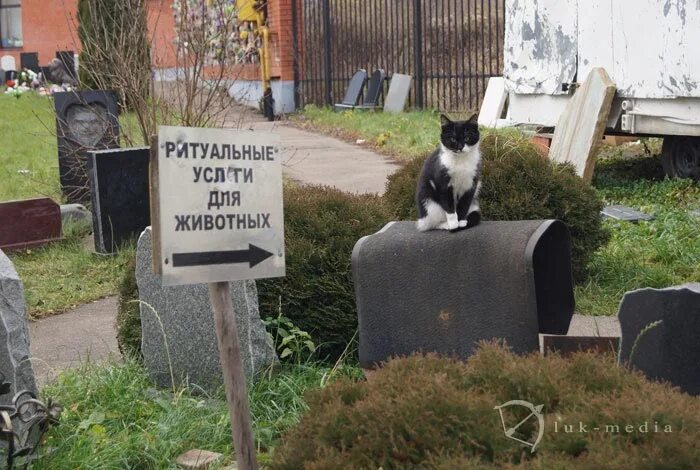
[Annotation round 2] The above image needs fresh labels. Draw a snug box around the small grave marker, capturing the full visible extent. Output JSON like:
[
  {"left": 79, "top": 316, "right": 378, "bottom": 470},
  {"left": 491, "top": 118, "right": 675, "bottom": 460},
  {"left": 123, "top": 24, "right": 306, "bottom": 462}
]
[
  {"left": 478, "top": 77, "right": 507, "bottom": 128},
  {"left": 19, "top": 52, "right": 39, "bottom": 73},
  {"left": 88, "top": 147, "right": 150, "bottom": 253},
  {"left": 152, "top": 126, "right": 285, "bottom": 470},
  {"left": 549, "top": 68, "right": 616, "bottom": 182},
  {"left": 54, "top": 90, "right": 119, "bottom": 203},
  {"left": 0, "top": 198, "right": 62, "bottom": 251},
  {"left": 383, "top": 74, "right": 412, "bottom": 113},
  {"left": 601, "top": 205, "right": 654, "bottom": 222}
]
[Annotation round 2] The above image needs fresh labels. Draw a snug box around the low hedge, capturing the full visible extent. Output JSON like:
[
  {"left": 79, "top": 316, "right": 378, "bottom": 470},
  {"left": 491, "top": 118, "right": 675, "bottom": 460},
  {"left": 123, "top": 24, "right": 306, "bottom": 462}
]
[
  {"left": 116, "top": 255, "right": 141, "bottom": 358},
  {"left": 385, "top": 133, "right": 609, "bottom": 280},
  {"left": 270, "top": 342, "right": 700, "bottom": 469},
  {"left": 257, "top": 185, "right": 391, "bottom": 361}
]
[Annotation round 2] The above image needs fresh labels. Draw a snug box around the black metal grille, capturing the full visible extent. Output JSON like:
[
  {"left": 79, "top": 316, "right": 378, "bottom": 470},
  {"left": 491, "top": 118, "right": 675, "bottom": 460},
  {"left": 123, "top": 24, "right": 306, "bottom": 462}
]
[{"left": 292, "top": 0, "right": 505, "bottom": 112}]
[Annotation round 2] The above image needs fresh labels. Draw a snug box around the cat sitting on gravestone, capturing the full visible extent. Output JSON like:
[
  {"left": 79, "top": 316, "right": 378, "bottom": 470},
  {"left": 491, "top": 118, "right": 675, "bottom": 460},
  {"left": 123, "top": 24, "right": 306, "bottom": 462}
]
[{"left": 416, "top": 113, "right": 482, "bottom": 232}]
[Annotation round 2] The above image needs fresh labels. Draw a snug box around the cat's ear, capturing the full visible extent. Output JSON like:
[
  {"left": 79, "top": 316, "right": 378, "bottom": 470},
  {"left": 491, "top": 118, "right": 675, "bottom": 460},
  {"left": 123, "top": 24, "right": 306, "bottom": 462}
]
[
  {"left": 440, "top": 114, "right": 452, "bottom": 127},
  {"left": 467, "top": 113, "right": 478, "bottom": 124}
]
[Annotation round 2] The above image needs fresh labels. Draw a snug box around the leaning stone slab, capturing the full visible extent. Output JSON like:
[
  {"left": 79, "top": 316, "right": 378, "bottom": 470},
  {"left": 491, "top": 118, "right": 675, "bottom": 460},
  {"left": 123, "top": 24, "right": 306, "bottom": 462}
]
[
  {"left": 618, "top": 283, "right": 700, "bottom": 396},
  {"left": 352, "top": 220, "right": 575, "bottom": 368},
  {"left": 136, "top": 228, "right": 277, "bottom": 391},
  {"left": 0, "top": 249, "right": 37, "bottom": 404}
]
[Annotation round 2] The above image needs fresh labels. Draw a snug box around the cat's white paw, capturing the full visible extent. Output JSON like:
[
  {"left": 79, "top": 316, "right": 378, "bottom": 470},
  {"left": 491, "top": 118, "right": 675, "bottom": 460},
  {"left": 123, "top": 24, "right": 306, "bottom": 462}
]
[
  {"left": 446, "top": 213, "right": 459, "bottom": 230},
  {"left": 458, "top": 220, "right": 468, "bottom": 228},
  {"left": 437, "top": 222, "right": 450, "bottom": 230}
]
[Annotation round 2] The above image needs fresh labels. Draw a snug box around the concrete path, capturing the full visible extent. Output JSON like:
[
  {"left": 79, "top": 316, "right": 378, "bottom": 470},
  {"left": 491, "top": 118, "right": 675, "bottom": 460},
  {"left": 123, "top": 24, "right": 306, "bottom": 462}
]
[
  {"left": 29, "top": 297, "right": 119, "bottom": 387},
  {"left": 227, "top": 110, "right": 400, "bottom": 194},
  {"left": 567, "top": 314, "right": 620, "bottom": 337}
]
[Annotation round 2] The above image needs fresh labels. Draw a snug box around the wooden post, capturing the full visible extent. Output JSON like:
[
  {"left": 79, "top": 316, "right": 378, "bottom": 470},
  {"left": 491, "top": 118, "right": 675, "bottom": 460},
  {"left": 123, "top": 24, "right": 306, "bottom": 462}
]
[{"left": 208, "top": 281, "right": 258, "bottom": 470}]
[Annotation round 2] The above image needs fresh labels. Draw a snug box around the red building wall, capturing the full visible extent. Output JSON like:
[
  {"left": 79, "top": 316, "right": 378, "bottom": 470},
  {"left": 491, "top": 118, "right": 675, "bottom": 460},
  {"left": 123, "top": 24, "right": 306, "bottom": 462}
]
[
  {"left": 0, "top": 0, "right": 296, "bottom": 85},
  {"left": 0, "top": 0, "right": 79, "bottom": 67},
  {"left": 148, "top": 0, "right": 177, "bottom": 69}
]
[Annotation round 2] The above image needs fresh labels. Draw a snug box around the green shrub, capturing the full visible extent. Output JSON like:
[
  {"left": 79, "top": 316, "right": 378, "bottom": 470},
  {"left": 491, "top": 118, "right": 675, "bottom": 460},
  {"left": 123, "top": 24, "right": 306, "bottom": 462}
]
[
  {"left": 270, "top": 342, "right": 700, "bottom": 469},
  {"left": 385, "top": 133, "right": 609, "bottom": 280},
  {"left": 257, "top": 185, "right": 391, "bottom": 362},
  {"left": 116, "top": 255, "right": 141, "bottom": 358}
]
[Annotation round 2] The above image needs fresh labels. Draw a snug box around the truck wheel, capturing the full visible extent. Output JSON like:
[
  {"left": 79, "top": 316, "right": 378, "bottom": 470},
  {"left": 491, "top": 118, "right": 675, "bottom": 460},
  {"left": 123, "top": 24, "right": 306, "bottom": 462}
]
[{"left": 661, "top": 136, "right": 700, "bottom": 181}]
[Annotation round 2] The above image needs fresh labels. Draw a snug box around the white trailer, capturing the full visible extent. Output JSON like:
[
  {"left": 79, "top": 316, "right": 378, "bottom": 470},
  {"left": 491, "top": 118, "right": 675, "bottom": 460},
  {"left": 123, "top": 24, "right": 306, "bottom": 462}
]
[{"left": 503, "top": 0, "right": 700, "bottom": 179}]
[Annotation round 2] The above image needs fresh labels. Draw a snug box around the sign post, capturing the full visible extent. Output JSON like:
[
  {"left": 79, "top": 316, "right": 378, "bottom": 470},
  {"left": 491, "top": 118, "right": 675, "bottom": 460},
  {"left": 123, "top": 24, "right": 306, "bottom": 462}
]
[{"left": 151, "top": 126, "right": 286, "bottom": 470}]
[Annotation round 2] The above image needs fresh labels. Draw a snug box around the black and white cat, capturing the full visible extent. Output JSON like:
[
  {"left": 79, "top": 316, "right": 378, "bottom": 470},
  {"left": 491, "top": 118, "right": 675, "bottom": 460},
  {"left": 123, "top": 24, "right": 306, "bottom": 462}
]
[{"left": 416, "top": 113, "right": 482, "bottom": 232}]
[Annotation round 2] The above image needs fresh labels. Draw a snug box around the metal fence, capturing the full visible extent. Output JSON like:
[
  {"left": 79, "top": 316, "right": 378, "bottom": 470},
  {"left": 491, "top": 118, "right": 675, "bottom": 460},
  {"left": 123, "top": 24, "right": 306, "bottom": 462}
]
[{"left": 292, "top": 0, "right": 505, "bottom": 112}]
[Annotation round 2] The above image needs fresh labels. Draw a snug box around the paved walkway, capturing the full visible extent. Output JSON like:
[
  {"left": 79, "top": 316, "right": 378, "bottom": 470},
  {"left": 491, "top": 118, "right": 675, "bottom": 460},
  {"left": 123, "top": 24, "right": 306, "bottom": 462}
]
[
  {"left": 226, "top": 108, "right": 400, "bottom": 194},
  {"left": 28, "top": 109, "right": 618, "bottom": 387},
  {"left": 30, "top": 297, "right": 119, "bottom": 387}
]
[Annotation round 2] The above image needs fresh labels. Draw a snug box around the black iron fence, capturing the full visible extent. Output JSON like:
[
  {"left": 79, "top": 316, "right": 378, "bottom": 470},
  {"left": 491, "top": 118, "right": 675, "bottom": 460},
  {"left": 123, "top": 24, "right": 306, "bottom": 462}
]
[{"left": 292, "top": 0, "right": 505, "bottom": 112}]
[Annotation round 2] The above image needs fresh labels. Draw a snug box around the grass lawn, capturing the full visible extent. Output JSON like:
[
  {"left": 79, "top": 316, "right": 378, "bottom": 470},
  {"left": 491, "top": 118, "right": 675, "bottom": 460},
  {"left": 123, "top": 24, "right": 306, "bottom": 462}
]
[
  {"left": 10, "top": 222, "right": 134, "bottom": 319},
  {"left": 0, "top": 94, "right": 60, "bottom": 201},
  {"left": 32, "top": 359, "right": 362, "bottom": 469},
  {"left": 297, "top": 106, "right": 700, "bottom": 315},
  {"left": 0, "top": 93, "right": 137, "bottom": 317}
]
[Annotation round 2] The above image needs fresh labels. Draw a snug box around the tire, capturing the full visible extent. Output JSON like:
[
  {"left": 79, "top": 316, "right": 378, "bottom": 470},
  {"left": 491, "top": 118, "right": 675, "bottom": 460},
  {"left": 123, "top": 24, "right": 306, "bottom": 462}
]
[{"left": 661, "top": 136, "right": 700, "bottom": 181}]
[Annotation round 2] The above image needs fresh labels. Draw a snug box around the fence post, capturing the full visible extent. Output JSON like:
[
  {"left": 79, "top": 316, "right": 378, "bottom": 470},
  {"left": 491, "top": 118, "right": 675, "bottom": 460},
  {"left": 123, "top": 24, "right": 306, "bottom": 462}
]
[
  {"left": 322, "top": 0, "right": 333, "bottom": 106},
  {"left": 292, "top": 0, "right": 301, "bottom": 109},
  {"left": 413, "top": 0, "right": 424, "bottom": 108}
]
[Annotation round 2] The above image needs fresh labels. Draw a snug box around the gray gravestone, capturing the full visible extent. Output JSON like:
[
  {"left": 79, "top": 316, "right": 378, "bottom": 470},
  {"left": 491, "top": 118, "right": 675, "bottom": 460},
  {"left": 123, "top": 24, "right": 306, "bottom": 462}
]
[
  {"left": 618, "top": 283, "right": 700, "bottom": 396},
  {"left": 352, "top": 220, "right": 575, "bottom": 368},
  {"left": 0, "top": 250, "right": 37, "bottom": 405},
  {"left": 136, "top": 228, "right": 277, "bottom": 391},
  {"left": 383, "top": 73, "right": 412, "bottom": 113}
]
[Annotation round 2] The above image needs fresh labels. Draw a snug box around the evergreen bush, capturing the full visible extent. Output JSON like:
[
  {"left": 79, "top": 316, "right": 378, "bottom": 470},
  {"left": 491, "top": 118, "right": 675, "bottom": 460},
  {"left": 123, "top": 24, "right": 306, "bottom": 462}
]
[
  {"left": 257, "top": 185, "right": 391, "bottom": 361},
  {"left": 270, "top": 342, "right": 700, "bottom": 469},
  {"left": 384, "top": 133, "right": 609, "bottom": 280}
]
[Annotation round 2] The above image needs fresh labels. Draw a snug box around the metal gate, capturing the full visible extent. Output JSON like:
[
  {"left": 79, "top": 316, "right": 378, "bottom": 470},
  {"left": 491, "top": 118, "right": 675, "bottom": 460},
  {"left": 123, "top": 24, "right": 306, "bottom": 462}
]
[{"left": 292, "top": 0, "right": 505, "bottom": 112}]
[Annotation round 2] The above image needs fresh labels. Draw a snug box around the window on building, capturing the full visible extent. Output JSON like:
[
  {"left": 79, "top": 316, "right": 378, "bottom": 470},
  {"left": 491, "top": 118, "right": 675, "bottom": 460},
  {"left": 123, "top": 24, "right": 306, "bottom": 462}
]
[{"left": 0, "top": 0, "right": 22, "bottom": 48}]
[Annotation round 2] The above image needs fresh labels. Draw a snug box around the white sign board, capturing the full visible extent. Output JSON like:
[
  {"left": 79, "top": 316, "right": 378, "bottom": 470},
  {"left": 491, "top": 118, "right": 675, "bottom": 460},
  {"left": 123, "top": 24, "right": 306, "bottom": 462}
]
[{"left": 154, "top": 126, "right": 285, "bottom": 286}]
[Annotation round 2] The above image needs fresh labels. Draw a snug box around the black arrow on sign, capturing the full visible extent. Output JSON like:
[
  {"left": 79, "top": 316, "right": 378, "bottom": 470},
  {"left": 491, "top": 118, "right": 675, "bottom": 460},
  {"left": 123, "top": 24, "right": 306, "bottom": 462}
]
[{"left": 172, "top": 244, "right": 274, "bottom": 268}]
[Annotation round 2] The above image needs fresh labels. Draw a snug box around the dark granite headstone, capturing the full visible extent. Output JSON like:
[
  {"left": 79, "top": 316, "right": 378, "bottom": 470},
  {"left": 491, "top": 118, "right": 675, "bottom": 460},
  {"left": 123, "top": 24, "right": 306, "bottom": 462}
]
[
  {"left": 54, "top": 90, "right": 119, "bottom": 203},
  {"left": 618, "top": 284, "right": 700, "bottom": 396},
  {"left": 0, "top": 198, "right": 62, "bottom": 251},
  {"left": 20, "top": 52, "right": 39, "bottom": 73},
  {"left": 55, "top": 50, "right": 76, "bottom": 82},
  {"left": 352, "top": 220, "right": 575, "bottom": 368},
  {"left": 88, "top": 147, "right": 150, "bottom": 253}
]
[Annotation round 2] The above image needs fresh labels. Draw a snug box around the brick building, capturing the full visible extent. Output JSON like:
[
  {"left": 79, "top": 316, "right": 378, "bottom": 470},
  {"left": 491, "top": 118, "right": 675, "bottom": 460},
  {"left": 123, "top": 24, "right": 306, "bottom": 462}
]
[{"left": 0, "top": 0, "right": 296, "bottom": 113}]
